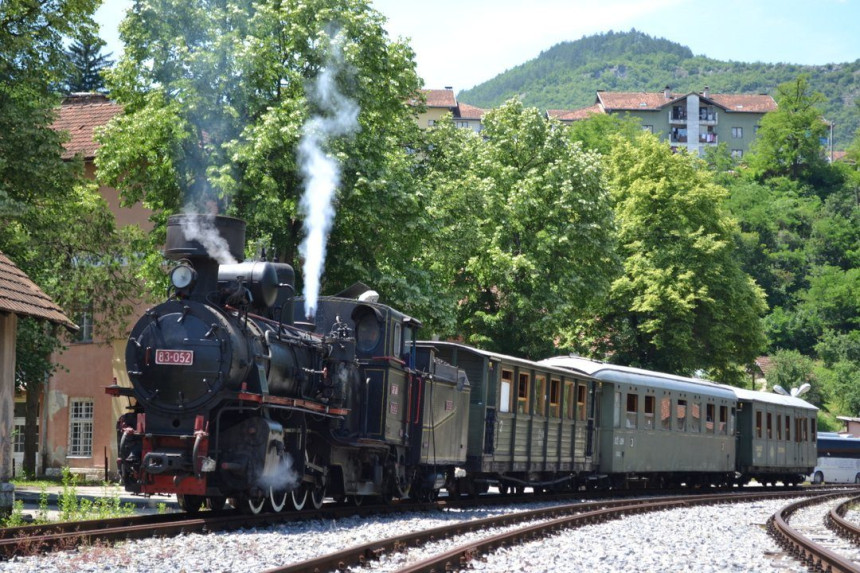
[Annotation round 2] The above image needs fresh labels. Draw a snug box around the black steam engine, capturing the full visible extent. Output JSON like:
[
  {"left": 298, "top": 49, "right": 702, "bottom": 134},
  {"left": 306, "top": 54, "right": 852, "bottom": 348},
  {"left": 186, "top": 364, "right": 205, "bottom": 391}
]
[{"left": 108, "top": 214, "right": 470, "bottom": 513}]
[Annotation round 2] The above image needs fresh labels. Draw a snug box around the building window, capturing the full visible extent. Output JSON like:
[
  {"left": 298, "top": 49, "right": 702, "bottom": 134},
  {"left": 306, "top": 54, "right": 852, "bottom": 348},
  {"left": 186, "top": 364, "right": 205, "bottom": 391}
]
[
  {"left": 731, "top": 149, "right": 743, "bottom": 159},
  {"left": 732, "top": 127, "right": 743, "bottom": 139},
  {"left": 68, "top": 399, "right": 94, "bottom": 457},
  {"left": 642, "top": 125, "right": 653, "bottom": 133},
  {"left": 427, "top": 119, "right": 436, "bottom": 127},
  {"left": 74, "top": 303, "right": 94, "bottom": 343}
]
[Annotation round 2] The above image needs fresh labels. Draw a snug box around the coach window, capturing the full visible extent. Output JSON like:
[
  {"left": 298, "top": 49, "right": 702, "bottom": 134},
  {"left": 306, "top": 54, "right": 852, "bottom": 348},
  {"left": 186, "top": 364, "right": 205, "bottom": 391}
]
[
  {"left": 755, "top": 411, "right": 762, "bottom": 439},
  {"left": 644, "top": 395, "right": 655, "bottom": 430},
  {"left": 777, "top": 415, "right": 782, "bottom": 440},
  {"left": 676, "top": 399, "right": 687, "bottom": 432},
  {"left": 517, "top": 373, "right": 530, "bottom": 414},
  {"left": 535, "top": 376, "right": 547, "bottom": 416},
  {"left": 812, "top": 422, "right": 816, "bottom": 441},
  {"left": 785, "top": 415, "right": 791, "bottom": 441},
  {"left": 549, "top": 379, "right": 561, "bottom": 418},
  {"left": 500, "top": 370, "right": 513, "bottom": 413},
  {"left": 719, "top": 405, "right": 728, "bottom": 435},
  {"left": 614, "top": 391, "right": 622, "bottom": 428},
  {"left": 626, "top": 393, "right": 638, "bottom": 429},
  {"left": 690, "top": 402, "right": 701, "bottom": 433},
  {"left": 766, "top": 413, "right": 773, "bottom": 439},
  {"left": 661, "top": 396, "right": 671, "bottom": 430},
  {"left": 577, "top": 385, "right": 587, "bottom": 421},
  {"left": 564, "top": 381, "right": 574, "bottom": 419},
  {"left": 705, "top": 404, "right": 715, "bottom": 433}
]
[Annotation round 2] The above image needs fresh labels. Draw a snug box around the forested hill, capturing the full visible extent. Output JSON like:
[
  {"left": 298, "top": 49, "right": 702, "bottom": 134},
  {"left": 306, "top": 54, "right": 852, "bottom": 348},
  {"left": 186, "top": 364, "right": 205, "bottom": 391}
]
[{"left": 458, "top": 30, "right": 860, "bottom": 149}]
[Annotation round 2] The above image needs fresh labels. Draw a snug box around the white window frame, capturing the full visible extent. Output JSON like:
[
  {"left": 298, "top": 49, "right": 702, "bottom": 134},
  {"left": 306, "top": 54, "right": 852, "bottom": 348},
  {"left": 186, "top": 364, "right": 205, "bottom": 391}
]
[
  {"left": 68, "top": 399, "right": 94, "bottom": 457},
  {"left": 732, "top": 126, "right": 743, "bottom": 139}
]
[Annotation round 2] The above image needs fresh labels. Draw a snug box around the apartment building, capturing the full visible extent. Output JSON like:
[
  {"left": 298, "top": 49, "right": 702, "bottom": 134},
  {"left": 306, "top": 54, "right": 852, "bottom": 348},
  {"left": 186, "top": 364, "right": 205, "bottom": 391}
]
[{"left": 548, "top": 86, "right": 778, "bottom": 157}]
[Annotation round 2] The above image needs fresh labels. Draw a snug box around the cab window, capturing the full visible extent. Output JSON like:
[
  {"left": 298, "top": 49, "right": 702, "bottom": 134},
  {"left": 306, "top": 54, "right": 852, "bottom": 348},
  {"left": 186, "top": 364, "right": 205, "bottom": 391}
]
[{"left": 500, "top": 370, "right": 513, "bottom": 413}]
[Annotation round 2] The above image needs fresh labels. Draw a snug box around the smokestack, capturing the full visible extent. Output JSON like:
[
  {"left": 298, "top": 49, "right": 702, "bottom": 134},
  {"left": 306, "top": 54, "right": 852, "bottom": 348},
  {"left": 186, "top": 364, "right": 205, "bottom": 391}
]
[
  {"left": 165, "top": 214, "right": 246, "bottom": 301},
  {"left": 703, "top": 86, "right": 710, "bottom": 98},
  {"left": 664, "top": 85, "right": 672, "bottom": 99}
]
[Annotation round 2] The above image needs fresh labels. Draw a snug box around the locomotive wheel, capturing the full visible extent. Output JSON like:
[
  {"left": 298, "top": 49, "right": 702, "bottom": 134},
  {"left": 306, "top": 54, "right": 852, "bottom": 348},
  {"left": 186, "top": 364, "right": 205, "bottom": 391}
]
[
  {"left": 270, "top": 487, "right": 288, "bottom": 513},
  {"left": 310, "top": 483, "right": 325, "bottom": 510},
  {"left": 177, "top": 494, "right": 205, "bottom": 514},
  {"left": 290, "top": 486, "right": 308, "bottom": 510},
  {"left": 240, "top": 493, "right": 266, "bottom": 515}
]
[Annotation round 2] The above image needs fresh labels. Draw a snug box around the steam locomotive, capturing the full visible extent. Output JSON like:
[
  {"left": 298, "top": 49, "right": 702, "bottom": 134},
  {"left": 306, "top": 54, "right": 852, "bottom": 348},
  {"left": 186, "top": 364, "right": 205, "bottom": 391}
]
[
  {"left": 108, "top": 214, "right": 469, "bottom": 513},
  {"left": 109, "top": 214, "right": 818, "bottom": 513}
]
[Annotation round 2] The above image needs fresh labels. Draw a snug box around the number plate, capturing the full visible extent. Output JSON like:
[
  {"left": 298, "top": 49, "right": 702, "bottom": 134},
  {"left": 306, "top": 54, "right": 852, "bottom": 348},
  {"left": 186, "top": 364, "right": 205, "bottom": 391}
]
[{"left": 155, "top": 349, "right": 194, "bottom": 365}]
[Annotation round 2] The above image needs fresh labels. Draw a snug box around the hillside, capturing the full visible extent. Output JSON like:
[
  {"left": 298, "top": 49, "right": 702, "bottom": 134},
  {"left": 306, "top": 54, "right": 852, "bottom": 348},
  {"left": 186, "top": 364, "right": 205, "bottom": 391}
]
[{"left": 459, "top": 30, "right": 860, "bottom": 149}]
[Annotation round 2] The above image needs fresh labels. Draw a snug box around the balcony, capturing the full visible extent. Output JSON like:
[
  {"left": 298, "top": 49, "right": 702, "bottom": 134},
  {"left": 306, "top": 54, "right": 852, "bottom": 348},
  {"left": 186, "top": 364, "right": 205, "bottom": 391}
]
[
  {"left": 668, "top": 110, "right": 687, "bottom": 124},
  {"left": 699, "top": 132, "right": 718, "bottom": 144},
  {"left": 698, "top": 109, "right": 718, "bottom": 125}
]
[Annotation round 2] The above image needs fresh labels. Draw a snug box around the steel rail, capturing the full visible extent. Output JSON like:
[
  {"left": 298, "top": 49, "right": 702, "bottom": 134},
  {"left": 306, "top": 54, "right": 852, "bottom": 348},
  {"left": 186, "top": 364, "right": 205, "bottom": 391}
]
[
  {"left": 768, "top": 492, "right": 860, "bottom": 573},
  {"left": 266, "top": 489, "right": 818, "bottom": 573}
]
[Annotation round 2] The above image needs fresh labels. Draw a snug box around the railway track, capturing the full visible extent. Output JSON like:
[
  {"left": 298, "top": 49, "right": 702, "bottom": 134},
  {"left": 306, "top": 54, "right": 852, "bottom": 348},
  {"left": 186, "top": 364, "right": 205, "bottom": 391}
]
[
  {"left": 2, "top": 486, "right": 854, "bottom": 566},
  {"left": 770, "top": 493, "right": 860, "bottom": 572},
  {"left": 266, "top": 489, "right": 835, "bottom": 573}
]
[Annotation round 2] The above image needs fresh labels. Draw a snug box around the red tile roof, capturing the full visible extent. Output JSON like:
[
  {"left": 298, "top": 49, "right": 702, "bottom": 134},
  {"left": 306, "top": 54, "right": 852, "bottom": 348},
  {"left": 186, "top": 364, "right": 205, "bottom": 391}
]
[
  {"left": 421, "top": 88, "right": 457, "bottom": 109},
  {"left": 595, "top": 90, "right": 776, "bottom": 114},
  {"left": 547, "top": 105, "right": 604, "bottom": 122},
  {"left": 706, "top": 93, "right": 777, "bottom": 113},
  {"left": 0, "top": 252, "right": 77, "bottom": 330},
  {"left": 52, "top": 93, "right": 123, "bottom": 160},
  {"left": 456, "top": 102, "right": 485, "bottom": 120}
]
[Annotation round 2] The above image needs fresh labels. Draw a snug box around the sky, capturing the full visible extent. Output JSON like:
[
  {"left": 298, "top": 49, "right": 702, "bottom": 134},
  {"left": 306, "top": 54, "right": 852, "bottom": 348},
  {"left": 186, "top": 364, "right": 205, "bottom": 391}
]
[{"left": 95, "top": 0, "right": 860, "bottom": 92}]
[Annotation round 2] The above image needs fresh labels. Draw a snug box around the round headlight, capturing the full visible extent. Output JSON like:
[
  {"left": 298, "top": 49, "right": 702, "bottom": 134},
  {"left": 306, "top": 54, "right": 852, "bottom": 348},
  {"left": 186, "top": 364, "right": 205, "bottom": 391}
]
[{"left": 170, "top": 265, "right": 196, "bottom": 290}]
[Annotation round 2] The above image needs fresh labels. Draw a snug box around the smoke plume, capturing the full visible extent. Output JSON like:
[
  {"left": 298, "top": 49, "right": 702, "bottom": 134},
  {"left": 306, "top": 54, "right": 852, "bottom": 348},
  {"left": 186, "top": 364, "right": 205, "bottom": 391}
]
[
  {"left": 298, "top": 33, "right": 360, "bottom": 319},
  {"left": 180, "top": 209, "right": 238, "bottom": 264}
]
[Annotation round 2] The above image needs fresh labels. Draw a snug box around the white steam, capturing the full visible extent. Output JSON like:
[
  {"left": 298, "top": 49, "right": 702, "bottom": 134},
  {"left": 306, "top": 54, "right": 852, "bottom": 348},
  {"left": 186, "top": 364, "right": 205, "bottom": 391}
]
[
  {"left": 180, "top": 209, "right": 237, "bottom": 264},
  {"left": 298, "top": 34, "right": 360, "bottom": 319}
]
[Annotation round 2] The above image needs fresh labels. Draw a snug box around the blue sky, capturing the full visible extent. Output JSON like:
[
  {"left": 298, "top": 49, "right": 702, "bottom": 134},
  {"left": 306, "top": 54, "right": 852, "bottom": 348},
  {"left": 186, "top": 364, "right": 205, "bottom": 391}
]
[{"left": 96, "top": 0, "right": 860, "bottom": 91}]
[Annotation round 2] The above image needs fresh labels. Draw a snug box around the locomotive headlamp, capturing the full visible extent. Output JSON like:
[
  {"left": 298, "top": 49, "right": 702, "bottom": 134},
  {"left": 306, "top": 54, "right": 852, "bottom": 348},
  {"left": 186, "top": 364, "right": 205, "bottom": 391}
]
[{"left": 170, "top": 264, "right": 197, "bottom": 290}]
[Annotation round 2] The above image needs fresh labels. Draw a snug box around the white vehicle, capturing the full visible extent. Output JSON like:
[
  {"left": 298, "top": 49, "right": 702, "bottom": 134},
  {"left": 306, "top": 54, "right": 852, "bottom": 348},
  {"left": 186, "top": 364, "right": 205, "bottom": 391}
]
[{"left": 810, "top": 433, "right": 860, "bottom": 484}]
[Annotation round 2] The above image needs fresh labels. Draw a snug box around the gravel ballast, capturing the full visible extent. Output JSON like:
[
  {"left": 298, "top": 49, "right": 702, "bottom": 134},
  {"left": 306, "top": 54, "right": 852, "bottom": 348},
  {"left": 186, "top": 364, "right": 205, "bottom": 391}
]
[{"left": 0, "top": 499, "right": 821, "bottom": 572}]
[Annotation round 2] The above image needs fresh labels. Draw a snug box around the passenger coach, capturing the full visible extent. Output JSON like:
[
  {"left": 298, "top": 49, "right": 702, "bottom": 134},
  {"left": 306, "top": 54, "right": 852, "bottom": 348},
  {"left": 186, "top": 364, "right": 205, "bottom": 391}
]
[
  {"left": 417, "top": 342, "right": 602, "bottom": 493},
  {"left": 542, "top": 356, "right": 736, "bottom": 488},
  {"left": 732, "top": 388, "right": 817, "bottom": 486}
]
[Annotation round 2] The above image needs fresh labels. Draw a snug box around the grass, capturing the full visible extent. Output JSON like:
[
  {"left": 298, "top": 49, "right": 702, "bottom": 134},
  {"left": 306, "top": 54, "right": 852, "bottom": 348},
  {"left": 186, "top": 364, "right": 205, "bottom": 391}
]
[{"left": 3, "top": 467, "right": 135, "bottom": 527}]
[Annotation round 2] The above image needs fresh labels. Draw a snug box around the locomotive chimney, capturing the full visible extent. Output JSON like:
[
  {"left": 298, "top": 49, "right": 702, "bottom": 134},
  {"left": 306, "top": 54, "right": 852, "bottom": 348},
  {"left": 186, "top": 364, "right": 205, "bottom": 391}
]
[{"left": 165, "top": 214, "right": 246, "bottom": 301}]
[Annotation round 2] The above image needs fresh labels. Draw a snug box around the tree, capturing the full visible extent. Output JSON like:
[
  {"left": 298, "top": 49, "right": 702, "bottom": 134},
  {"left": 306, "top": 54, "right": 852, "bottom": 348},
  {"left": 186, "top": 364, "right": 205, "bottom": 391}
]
[
  {"left": 63, "top": 29, "right": 113, "bottom": 93},
  {"left": 769, "top": 349, "right": 823, "bottom": 407},
  {"left": 97, "top": 0, "right": 432, "bottom": 317},
  {"left": 1, "top": 0, "right": 144, "bottom": 476},
  {"left": 747, "top": 75, "right": 832, "bottom": 188},
  {"left": 420, "top": 100, "right": 618, "bottom": 358},
  {"left": 580, "top": 133, "right": 767, "bottom": 383}
]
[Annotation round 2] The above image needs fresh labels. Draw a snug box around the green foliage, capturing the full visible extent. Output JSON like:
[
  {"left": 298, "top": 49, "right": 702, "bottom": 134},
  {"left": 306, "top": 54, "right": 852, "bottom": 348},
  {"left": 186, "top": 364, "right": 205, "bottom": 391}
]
[
  {"left": 769, "top": 349, "right": 823, "bottom": 406},
  {"left": 747, "top": 76, "right": 832, "bottom": 187},
  {"left": 63, "top": 29, "right": 113, "bottom": 93},
  {"left": 459, "top": 30, "right": 860, "bottom": 150},
  {"left": 419, "top": 100, "right": 617, "bottom": 357},
  {"left": 98, "top": 0, "right": 432, "bottom": 318},
  {"left": 58, "top": 468, "right": 135, "bottom": 522},
  {"left": 580, "top": 133, "right": 767, "bottom": 381}
]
